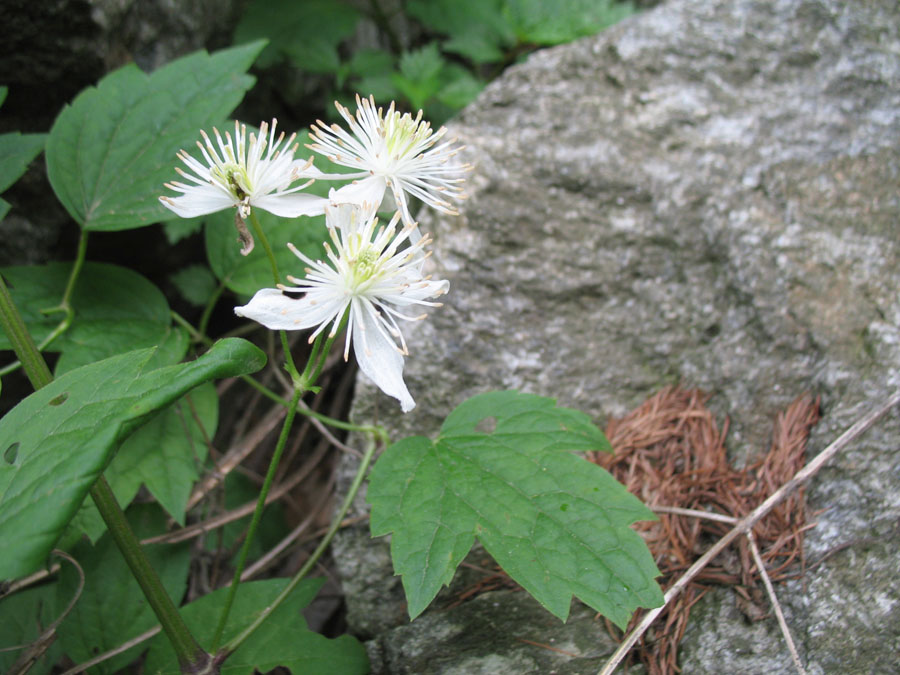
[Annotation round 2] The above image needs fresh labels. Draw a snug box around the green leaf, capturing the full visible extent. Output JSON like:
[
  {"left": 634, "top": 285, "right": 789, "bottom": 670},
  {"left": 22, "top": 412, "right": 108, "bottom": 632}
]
[
  {"left": 65, "top": 373, "right": 209, "bottom": 544},
  {"left": 436, "top": 66, "right": 485, "bottom": 111},
  {"left": 368, "top": 390, "right": 663, "bottom": 628},
  {"left": 45, "top": 41, "right": 264, "bottom": 232},
  {"left": 0, "top": 337, "right": 266, "bottom": 579},
  {"left": 55, "top": 504, "right": 192, "bottom": 674},
  {"left": 407, "top": 0, "right": 514, "bottom": 63},
  {"left": 171, "top": 263, "right": 219, "bottom": 307},
  {"left": 235, "top": 0, "right": 359, "bottom": 71},
  {"left": 162, "top": 215, "right": 204, "bottom": 245},
  {"left": 144, "top": 579, "right": 368, "bottom": 674},
  {"left": 0, "top": 581, "right": 62, "bottom": 675},
  {"left": 0, "top": 132, "right": 46, "bottom": 193},
  {"left": 505, "top": 0, "right": 635, "bottom": 45},
  {"left": 205, "top": 205, "right": 327, "bottom": 296},
  {"left": 0, "top": 262, "right": 179, "bottom": 374}
]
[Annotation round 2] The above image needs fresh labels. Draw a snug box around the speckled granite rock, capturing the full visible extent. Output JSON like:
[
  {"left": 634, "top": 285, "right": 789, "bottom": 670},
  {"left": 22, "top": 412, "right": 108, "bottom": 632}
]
[{"left": 334, "top": 0, "right": 900, "bottom": 672}]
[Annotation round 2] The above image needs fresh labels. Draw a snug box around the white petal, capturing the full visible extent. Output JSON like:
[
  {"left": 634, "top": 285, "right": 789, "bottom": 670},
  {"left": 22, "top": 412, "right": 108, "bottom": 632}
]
[
  {"left": 330, "top": 176, "right": 388, "bottom": 211},
  {"left": 160, "top": 189, "right": 234, "bottom": 218},
  {"left": 353, "top": 300, "right": 415, "bottom": 412},
  {"left": 253, "top": 193, "right": 329, "bottom": 218},
  {"left": 294, "top": 161, "right": 367, "bottom": 181},
  {"left": 235, "top": 288, "right": 342, "bottom": 331}
]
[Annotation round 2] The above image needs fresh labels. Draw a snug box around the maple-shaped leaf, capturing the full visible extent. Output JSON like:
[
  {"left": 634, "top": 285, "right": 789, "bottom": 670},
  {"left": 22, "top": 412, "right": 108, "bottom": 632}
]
[{"left": 368, "top": 390, "right": 663, "bottom": 629}]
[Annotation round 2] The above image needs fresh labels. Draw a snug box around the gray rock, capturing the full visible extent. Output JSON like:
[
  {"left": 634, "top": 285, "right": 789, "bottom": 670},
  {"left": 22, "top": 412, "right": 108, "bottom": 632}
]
[{"left": 334, "top": 0, "right": 900, "bottom": 672}]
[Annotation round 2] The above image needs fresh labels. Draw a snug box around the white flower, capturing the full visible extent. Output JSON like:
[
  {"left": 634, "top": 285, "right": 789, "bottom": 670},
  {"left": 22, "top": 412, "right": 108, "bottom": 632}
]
[
  {"left": 160, "top": 119, "right": 326, "bottom": 221},
  {"left": 235, "top": 201, "right": 448, "bottom": 412},
  {"left": 307, "top": 95, "right": 470, "bottom": 227}
]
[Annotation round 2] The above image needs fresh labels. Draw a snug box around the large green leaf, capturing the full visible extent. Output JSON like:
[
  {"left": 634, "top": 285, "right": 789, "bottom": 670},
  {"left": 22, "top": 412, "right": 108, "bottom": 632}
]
[
  {"left": 0, "top": 262, "right": 185, "bottom": 374},
  {"left": 56, "top": 504, "right": 192, "bottom": 674},
  {"left": 68, "top": 382, "right": 219, "bottom": 543},
  {"left": 144, "top": 579, "right": 368, "bottom": 674},
  {"left": 368, "top": 390, "right": 663, "bottom": 628},
  {"left": 45, "top": 41, "right": 264, "bottom": 232},
  {"left": 0, "top": 338, "right": 266, "bottom": 579}
]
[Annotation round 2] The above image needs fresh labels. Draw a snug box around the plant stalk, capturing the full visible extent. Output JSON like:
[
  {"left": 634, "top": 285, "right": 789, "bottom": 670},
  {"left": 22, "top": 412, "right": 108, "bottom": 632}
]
[
  {"left": 90, "top": 477, "right": 210, "bottom": 672},
  {"left": 0, "top": 270, "right": 208, "bottom": 672},
  {"left": 210, "top": 385, "right": 305, "bottom": 651},
  {"left": 221, "top": 434, "right": 379, "bottom": 655}
]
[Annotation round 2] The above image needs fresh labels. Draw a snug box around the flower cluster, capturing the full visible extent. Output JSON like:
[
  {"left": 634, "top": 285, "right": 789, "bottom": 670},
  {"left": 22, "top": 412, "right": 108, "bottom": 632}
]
[{"left": 161, "top": 98, "right": 469, "bottom": 411}]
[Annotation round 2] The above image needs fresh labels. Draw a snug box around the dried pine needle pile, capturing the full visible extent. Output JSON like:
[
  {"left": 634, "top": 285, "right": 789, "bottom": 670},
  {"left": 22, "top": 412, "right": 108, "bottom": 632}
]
[{"left": 591, "top": 387, "right": 820, "bottom": 674}]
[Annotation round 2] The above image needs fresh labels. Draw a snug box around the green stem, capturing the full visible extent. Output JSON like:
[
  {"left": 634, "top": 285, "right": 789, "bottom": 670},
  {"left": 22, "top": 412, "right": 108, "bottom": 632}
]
[
  {"left": 198, "top": 278, "right": 227, "bottom": 339},
  {"left": 241, "top": 371, "right": 385, "bottom": 438},
  {"left": 90, "top": 477, "right": 209, "bottom": 671},
  {"left": 1, "top": 269, "right": 207, "bottom": 671},
  {"left": 0, "top": 274, "right": 53, "bottom": 390},
  {"left": 221, "top": 434, "right": 379, "bottom": 656},
  {"left": 60, "top": 230, "right": 89, "bottom": 309},
  {"left": 0, "top": 232, "right": 89, "bottom": 377},
  {"left": 171, "top": 310, "right": 209, "bottom": 345},
  {"left": 247, "top": 211, "right": 300, "bottom": 381},
  {"left": 210, "top": 385, "right": 305, "bottom": 652}
]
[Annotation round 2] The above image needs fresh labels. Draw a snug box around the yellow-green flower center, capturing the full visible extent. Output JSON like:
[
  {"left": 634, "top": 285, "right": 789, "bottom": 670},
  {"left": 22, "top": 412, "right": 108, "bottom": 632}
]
[
  {"left": 384, "top": 111, "right": 429, "bottom": 159},
  {"left": 350, "top": 246, "right": 380, "bottom": 288},
  {"left": 213, "top": 162, "right": 252, "bottom": 200}
]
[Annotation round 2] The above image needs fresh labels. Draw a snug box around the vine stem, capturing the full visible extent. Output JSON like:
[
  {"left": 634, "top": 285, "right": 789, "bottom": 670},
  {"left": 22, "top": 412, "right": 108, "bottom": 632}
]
[
  {"left": 90, "top": 478, "right": 210, "bottom": 671},
  {"left": 597, "top": 390, "right": 900, "bottom": 675},
  {"left": 247, "top": 211, "right": 300, "bottom": 381},
  {"left": 0, "top": 230, "right": 88, "bottom": 377},
  {"left": 221, "top": 434, "right": 379, "bottom": 655},
  {"left": 0, "top": 270, "right": 208, "bottom": 672},
  {"left": 210, "top": 385, "right": 304, "bottom": 651}
]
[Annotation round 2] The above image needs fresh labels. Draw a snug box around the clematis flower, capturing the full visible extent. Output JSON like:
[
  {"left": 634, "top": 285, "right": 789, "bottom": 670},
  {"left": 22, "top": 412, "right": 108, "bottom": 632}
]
[
  {"left": 307, "top": 95, "right": 470, "bottom": 228},
  {"left": 234, "top": 201, "right": 448, "bottom": 412},
  {"left": 160, "top": 119, "right": 327, "bottom": 253}
]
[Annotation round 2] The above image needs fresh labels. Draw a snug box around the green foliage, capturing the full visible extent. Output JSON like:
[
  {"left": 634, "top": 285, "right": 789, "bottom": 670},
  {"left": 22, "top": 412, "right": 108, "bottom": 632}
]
[
  {"left": 235, "top": 0, "right": 360, "bottom": 71},
  {"left": 368, "top": 390, "right": 663, "bottom": 628},
  {"left": 171, "top": 264, "right": 219, "bottom": 307},
  {"left": 0, "top": 338, "right": 265, "bottom": 579},
  {"left": 205, "top": 207, "right": 328, "bottom": 296},
  {"left": 69, "top": 383, "right": 219, "bottom": 544},
  {"left": 236, "top": 0, "right": 633, "bottom": 125},
  {"left": 55, "top": 504, "right": 192, "bottom": 674},
  {"left": 0, "top": 262, "right": 186, "bottom": 374},
  {"left": 45, "top": 41, "right": 264, "bottom": 232},
  {"left": 144, "top": 578, "right": 368, "bottom": 674},
  {"left": 0, "top": 581, "right": 62, "bottom": 675},
  {"left": 0, "top": 129, "right": 47, "bottom": 223},
  {"left": 162, "top": 215, "right": 204, "bottom": 245},
  {"left": 505, "top": 0, "right": 635, "bottom": 44},
  {"left": 406, "top": 0, "right": 515, "bottom": 63}
]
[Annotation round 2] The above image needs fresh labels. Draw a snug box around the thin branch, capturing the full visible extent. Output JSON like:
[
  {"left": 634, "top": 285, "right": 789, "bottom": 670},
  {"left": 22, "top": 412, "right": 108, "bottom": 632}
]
[
  {"left": 651, "top": 505, "right": 738, "bottom": 524},
  {"left": 142, "top": 440, "right": 330, "bottom": 546},
  {"left": 598, "top": 390, "right": 900, "bottom": 675},
  {"left": 747, "top": 531, "right": 807, "bottom": 675},
  {"left": 185, "top": 404, "right": 286, "bottom": 511}
]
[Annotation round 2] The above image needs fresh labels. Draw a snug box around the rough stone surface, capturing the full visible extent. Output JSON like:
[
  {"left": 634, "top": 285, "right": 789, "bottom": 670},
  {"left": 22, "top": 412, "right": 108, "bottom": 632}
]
[{"left": 334, "top": 0, "right": 900, "bottom": 672}]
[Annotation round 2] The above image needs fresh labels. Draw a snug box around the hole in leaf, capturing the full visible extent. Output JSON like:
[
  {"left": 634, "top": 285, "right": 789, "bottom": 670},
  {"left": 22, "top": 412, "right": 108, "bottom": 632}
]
[
  {"left": 4, "top": 442, "right": 20, "bottom": 464},
  {"left": 474, "top": 417, "right": 496, "bottom": 434},
  {"left": 49, "top": 392, "right": 69, "bottom": 406}
]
